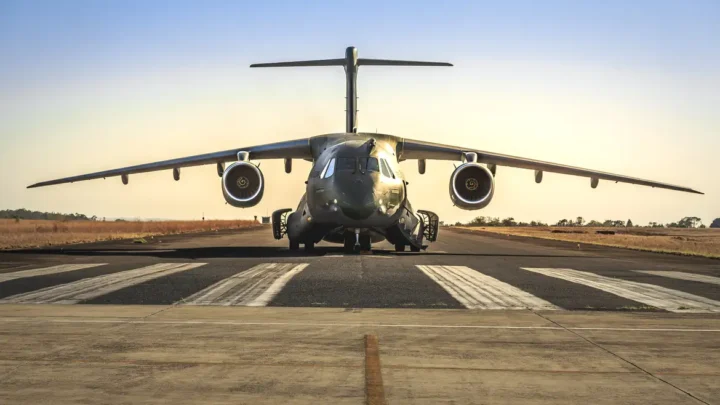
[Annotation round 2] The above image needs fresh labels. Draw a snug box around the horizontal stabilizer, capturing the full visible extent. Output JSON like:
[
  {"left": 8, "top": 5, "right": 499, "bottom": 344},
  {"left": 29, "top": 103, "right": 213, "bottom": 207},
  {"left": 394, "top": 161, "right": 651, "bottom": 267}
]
[
  {"left": 358, "top": 58, "right": 453, "bottom": 67},
  {"left": 250, "top": 58, "right": 345, "bottom": 68}
]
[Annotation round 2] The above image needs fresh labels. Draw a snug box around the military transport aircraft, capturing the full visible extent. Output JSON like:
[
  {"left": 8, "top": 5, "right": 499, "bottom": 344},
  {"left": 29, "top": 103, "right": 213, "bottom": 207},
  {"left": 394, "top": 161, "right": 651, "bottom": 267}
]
[{"left": 28, "top": 46, "right": 703, "bottom": 253}]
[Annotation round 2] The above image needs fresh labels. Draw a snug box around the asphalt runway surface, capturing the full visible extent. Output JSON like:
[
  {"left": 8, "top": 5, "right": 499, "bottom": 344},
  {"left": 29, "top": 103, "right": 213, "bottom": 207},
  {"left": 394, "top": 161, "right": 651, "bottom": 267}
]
[
  {"left": 2, "top": 227, "right": 720, "bottom": 311},
  {"left": 1, "top": 227, "right": 719, "bottom": 404}
]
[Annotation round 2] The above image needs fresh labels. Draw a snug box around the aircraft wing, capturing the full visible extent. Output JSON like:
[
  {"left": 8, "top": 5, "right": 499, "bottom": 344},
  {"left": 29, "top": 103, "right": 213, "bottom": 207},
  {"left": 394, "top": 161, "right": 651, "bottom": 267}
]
[
  {"left": 399, "top": 138, "right": 703, "bottom": 194},
  {"left": 27, "top": 138, "right": 312, "bottom": 188}
]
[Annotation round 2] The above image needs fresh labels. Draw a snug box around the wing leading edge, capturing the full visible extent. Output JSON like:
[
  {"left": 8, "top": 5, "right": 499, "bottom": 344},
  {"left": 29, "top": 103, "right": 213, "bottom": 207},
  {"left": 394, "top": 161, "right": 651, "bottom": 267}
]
[
  {"left": 27, "top": 138, "right": 312, "bottom": 189},
  {"left": 399, "top": 138, "right": 703, "bottom": 195}
]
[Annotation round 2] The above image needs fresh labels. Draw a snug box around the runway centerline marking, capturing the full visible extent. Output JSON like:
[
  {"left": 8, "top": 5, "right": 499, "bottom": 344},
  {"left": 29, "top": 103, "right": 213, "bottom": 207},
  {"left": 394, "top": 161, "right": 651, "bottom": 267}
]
[
  {"left": 0, "top": 263, "right": 206, "bottom": 304},
  {"left": 634, "top": 270, "right": 720, "bottom": 286},
  {"left": 182, "top": 263, "right": 309, "bottom": 306},
  {"left": 522, "top": 268, "right": 720, "bottom": 313},
  {"left": 0, "top": 263, "right": 107, "bottom": 283},
  {"left": 416, "top": 265, "right": 560, "bottom": 310}
]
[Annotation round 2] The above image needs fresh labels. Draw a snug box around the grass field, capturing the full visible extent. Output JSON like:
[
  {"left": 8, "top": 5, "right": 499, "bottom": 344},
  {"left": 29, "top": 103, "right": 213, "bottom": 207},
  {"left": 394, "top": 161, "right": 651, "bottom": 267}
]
[
  {"left": 457, "top": 226, "right": 720, "bottom": 259},
  {"left": 0, "top": 219, "right": 260, "bottom": 250}
]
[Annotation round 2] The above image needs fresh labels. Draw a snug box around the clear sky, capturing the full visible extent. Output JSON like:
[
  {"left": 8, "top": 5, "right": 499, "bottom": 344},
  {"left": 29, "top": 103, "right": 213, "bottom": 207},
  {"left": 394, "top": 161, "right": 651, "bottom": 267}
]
[{"left": 1, "top": 0, "right": 717, "bottom": 225}]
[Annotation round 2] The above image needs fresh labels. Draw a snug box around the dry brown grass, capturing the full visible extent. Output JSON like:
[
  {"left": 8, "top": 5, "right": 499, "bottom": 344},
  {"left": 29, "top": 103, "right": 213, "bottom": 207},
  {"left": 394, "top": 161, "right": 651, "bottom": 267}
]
[
  {"left": 457, "top": 226, "right": 720, "bottom": 259},
  {"left": 0, "top": 219, "right": 260, "bottom": 250}
]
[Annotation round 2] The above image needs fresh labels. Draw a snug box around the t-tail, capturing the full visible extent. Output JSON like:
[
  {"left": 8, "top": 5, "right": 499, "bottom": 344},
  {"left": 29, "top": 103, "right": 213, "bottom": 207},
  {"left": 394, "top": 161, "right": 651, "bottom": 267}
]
[{"left": 250, "top": 46, "right": 452, "bottom": 133}]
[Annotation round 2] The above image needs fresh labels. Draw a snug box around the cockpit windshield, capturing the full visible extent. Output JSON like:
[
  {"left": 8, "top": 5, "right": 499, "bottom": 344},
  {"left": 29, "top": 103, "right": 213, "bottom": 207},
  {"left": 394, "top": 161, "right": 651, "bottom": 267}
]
[{"left": 336, "top": 157, "right": 379, "bottom": 173}]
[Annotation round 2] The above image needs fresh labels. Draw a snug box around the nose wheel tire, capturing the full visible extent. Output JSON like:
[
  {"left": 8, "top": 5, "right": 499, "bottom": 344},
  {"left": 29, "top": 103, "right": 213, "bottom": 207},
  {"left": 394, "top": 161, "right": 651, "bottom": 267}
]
[
  {"left": 304, "top": 242, "right": 315, "bottom": 252},
  {"left": 289, "top": 240, "right": 300, "bottom": 251}
]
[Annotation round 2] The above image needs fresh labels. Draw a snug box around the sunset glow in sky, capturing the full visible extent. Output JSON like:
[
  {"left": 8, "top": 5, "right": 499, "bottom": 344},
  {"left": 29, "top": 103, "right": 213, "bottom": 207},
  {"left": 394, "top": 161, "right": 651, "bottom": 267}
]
[{"left": 1, "top": 1, "right": 717, "bottom": 224}]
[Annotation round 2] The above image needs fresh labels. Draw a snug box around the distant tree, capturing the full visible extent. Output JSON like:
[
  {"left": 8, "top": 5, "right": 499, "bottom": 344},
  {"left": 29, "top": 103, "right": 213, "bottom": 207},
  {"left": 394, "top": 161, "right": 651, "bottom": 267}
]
[
  {"left": 576, "top": 216, "right": 585, "bottom": 226},
  {"left": 501, "top": 217, "right": 517, "bottom": 227},
  {"left": 711, "top": 218, "right": 720, "bottom": 229},
  {"left": 626, "top": 219, "right": 633, "bottom": 227},
  {"left": 555, "top": 219, "right": 568, "bottom": 227},
  {"left": 602, "top": 220, "right": 614, "bottom": 227},
  {"left": 517, "top": 221, "right": 529, "bottom": 227},
  {"left": 699, "top": 224, "right": 706, "bottom": 229},
  {"left": 470, "top": 216, "right": 488, "bottom": 226},
  {"left": 586, "top": 220, "right": 602, "bottom": 227},
  {"left": 675, "top": 216, "right": 703, "bottom": 228},
  {"left": 489, "top": 217, "right": 501, "bottom": 226},
  {"left": 454, "top": 221, "right": 462, "bottom": 226}
]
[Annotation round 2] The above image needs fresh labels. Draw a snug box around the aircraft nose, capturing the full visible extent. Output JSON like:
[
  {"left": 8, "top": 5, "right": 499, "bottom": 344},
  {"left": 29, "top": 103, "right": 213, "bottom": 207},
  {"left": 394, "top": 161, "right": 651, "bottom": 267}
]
[{"left": 337, "top": 178, "right": 376, "bottom": 220}]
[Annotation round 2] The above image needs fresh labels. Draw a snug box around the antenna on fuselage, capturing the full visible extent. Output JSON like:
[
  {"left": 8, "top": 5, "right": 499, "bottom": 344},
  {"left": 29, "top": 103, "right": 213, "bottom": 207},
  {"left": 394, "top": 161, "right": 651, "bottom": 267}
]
[{"left": 250, "top": 46, "right": 452, "bottom": 134}]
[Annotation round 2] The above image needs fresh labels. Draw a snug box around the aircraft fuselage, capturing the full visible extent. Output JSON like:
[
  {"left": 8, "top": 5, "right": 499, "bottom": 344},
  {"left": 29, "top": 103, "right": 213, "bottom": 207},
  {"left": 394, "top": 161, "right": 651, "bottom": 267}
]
[{"left": 282, "top": 133, "right": 427, "bottom": 251}]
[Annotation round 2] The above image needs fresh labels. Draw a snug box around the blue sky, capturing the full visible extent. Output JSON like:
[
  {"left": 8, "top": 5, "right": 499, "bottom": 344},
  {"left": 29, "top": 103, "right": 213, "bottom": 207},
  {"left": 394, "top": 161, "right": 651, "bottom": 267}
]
[{"left": 1, "top": 1, "right": 717, "bottom": 223}]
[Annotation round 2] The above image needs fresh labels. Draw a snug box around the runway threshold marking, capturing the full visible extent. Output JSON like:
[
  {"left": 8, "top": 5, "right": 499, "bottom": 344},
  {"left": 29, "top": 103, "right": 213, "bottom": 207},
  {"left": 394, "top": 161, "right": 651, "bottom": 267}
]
[
  {"left": 634, "top": 270, "right": 720, "bottom": 286},
  {"left": 522, "top": 268, "right": 720, "bottom": 313},
  {"left": 0, "top": 263, "right": 107, "bottom": 283},
  {"left": 364, "top": 334, "right": 386, "bottom": 405},
  {"left": 416, "top": 265, "right": 560, "bottom": 310},
  {"left": 0, "top": 263, "right": 206, "bottom": 304},
  {"left": 182, "top": 263, "right": 309, "bottom": 306}
]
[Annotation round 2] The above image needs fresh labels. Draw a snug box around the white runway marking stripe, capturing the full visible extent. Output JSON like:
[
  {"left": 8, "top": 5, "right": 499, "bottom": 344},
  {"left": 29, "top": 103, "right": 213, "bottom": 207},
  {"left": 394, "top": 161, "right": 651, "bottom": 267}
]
[
  {"left": 0, "top": 263, "right": 107, "bottom": 283},
  {"left": 416, "top": 265, "right": 560, "bottom": 310},
  {"left": 183, "top": 263, "right": 309, "bottom": 306},
  {"left": 634, "top": 270, "right": 720, "bottom": 286},
  {"left": 0, "top": 263, "right": 206, "bottom": 304},
  {"left": 522, "top": 268, "right": 720, "bottom": 313}
]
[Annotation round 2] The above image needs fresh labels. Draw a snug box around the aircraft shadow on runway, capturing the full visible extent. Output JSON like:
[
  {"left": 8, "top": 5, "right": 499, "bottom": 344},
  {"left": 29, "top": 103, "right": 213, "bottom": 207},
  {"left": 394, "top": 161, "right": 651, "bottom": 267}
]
[{"left": 3, "top": 246, "right": 583, "bottom": 259}]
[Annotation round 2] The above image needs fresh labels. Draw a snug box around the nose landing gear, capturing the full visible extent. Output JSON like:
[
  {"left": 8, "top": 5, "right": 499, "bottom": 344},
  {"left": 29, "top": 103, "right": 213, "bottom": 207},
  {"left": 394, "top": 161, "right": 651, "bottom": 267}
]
[{"left": 344, "top": 229, "right": 371, "bottom": 253}]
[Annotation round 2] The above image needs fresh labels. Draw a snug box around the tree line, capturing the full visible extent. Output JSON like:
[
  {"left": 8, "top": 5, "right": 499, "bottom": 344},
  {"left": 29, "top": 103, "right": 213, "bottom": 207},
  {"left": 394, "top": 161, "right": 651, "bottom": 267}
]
[
  {"left": 0, "top": 209, "right": 97, "bottom": 221},
  {"left": 459, "top": 216, "right": 720, "bottom": 229}
]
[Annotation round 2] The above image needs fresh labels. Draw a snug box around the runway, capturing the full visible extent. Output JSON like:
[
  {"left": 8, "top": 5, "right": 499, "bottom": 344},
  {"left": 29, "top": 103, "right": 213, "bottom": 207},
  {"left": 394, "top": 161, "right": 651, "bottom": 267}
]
[
  {"left": 2, "top": 227, "right": 720, "bottom": 311},
  {"left": 1, "top": 227, "right": 719, "bottom": 404}
]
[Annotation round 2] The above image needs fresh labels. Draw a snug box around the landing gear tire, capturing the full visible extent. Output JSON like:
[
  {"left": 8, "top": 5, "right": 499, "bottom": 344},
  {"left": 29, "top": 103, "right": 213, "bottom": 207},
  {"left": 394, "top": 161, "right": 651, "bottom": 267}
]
[
  {"left": 343, "top": 235, "right": 355, "bottom": 253},
  {"left": 304, "top": 241, "right": 315, "bottom": 252},
  {"left": 289, "top": 240, "right": 300, "bottom": 251},
  {"left": 360, "top": 235, "right": 371, "bottom": 252},
  {"left": 394, "top": 244, "right": 405, "bottom": 252},
  {"left": 410, "top": 245, "right": 421, "bottom": 252}
]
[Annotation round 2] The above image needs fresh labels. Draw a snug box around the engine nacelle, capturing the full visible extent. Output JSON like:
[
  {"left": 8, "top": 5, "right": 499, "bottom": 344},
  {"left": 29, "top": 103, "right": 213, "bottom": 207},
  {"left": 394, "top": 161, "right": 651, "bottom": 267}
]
[
  {"left": 449, "top": 163, "right": 495, "bottom": 210},
  {"left": 221, "top": 161, "right": 264, "bottom": 208}
]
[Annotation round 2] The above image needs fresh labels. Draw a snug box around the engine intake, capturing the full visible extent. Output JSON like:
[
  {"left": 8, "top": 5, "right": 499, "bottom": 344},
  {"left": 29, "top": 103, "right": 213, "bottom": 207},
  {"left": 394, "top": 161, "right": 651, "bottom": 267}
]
[
  {"left": 449, "top": 163, "right": 494, "bottom": 210},
  {"left": 222, "top": 161, "right": 264, "bottom": 207}
]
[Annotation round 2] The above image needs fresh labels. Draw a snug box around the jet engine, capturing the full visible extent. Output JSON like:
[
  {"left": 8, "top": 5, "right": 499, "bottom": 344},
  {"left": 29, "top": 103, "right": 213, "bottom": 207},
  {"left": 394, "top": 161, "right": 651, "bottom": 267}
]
[
  {"left": 221, "top": 161, "right": 264, "bottom": 208},
  {"left": 449, "top": 163, "right": 494, "bottom": 210}
]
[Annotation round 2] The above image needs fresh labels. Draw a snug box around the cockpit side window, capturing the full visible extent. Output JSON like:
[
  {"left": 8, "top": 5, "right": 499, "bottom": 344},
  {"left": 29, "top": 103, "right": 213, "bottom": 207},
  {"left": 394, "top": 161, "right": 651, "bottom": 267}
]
[
  {"left": 380, "top": 158, "right": 395, "bottom": 179},
  {"left": 320, "top": 158, "right": 336, "bottom": 179}
]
